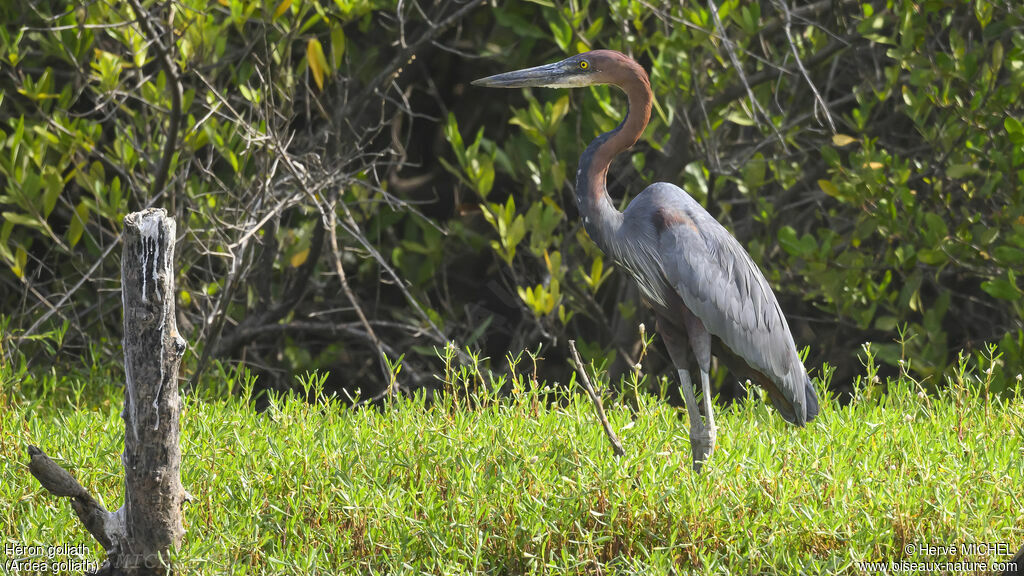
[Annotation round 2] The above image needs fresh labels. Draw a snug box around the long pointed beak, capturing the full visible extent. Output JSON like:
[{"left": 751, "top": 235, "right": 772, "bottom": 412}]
[{"left": 472, "top": 62, "right": 567, "bottom": 88}]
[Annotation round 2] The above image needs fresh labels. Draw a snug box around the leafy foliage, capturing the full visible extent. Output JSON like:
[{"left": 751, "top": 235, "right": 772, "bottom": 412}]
[
  {"left": 1, "top": 0, "right": 1023, "bottom": 396},
  {"left": 789, "top": 1, "right": 1024, "bottom": 381}
]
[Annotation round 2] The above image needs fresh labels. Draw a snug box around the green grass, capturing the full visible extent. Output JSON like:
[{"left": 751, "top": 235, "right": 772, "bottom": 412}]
[{"left": 2, "top": 354, "right": 1023, "bottom": 575}]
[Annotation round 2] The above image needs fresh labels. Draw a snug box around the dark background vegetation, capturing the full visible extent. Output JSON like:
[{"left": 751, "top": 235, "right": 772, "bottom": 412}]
[{"left": 2, "top": 0, "right": 1022, "bottom": 401}]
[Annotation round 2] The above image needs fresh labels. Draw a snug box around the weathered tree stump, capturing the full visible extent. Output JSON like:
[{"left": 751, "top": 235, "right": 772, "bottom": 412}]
[{"left": 28, "top": 209, "right": 187, "bottom": 575}]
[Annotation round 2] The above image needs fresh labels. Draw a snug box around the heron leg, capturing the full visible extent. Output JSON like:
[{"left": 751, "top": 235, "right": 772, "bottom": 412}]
[
  {"left": 657, "top": 316, "right": 712, "bottom": 472},
  {"left": 698, "top": 368, "right": 717, "bottom": 460},
  {"left": 684, "top": 315, "right": 717, "bottom": 471},
  {"left": 676, "top": 367, "right": 711, "bottom": 472}
]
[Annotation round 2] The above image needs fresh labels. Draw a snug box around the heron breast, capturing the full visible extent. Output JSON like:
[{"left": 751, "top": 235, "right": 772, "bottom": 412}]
[{"left": 616, "top": 259, "right": 667, "bottom": 308}]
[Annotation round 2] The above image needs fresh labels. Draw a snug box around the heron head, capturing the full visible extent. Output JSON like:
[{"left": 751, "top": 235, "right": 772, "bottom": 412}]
[{"left": 472, "top": 50, "right": 631, "bottom": 89}]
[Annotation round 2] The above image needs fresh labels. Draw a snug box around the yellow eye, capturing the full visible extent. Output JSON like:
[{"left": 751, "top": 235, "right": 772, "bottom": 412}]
[{"left": 579, "top": 60, "right": 589, "bottom": 70}]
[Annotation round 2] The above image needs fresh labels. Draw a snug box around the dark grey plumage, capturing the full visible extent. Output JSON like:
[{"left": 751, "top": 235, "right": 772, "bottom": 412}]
[{"left": 612, "top": 183, "right": 819, "bottom": 425}]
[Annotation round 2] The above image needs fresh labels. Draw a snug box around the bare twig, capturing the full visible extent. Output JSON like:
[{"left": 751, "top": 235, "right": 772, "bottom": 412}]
[
  {"left": 188, "top": 234, "right": 251, "bottom": 391},
  {"left": 211, "top": 218, "right": 326, "bottom": 359},
  {"left": 342, "top": 0, "right": 485, "bottom": 123},
  {"left": 774, "top": 0, "right": 837, "bottom": 133},
  {"left": 216, "top": 319, "right": 404, "bottom": 357},
  {"left": 758, "top": 0, "right": 861, "bottom": 38},
  {"left": 568, "top": 340, "right": 625, "bottom": 458},
  {"left": 706, "top": 0, "right": 789, "bottom": 152},
  {"left": 691, "top": 68, "right": 721, "bottom": 174},
  {"left": 326, "top": 205, "right": 393, "bottom": 388},
  {"left": 262, "top": 149, "right": 402, "bottom": 390},
  {"left": 15, "top": 233, "right": 121, "bottom": 346},
  {"left": 275, "top": 145, "right": 494, "bottom": 387},
  {"left": 127, "top": 0, "right": 183, "bottom": 199},
  {"left": 704, "top": 35, "right": 855, "bottom": 112}
]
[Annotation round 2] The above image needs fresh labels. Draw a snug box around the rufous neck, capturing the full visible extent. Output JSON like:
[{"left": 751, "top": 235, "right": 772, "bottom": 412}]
[{"left": 574, "top": 62, "right": 652, "bottom": 249}]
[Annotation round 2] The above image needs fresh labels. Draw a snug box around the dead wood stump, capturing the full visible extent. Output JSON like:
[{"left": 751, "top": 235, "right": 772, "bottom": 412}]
[{"left": 28, "top": 208, "right": 187, "bottom": 575}]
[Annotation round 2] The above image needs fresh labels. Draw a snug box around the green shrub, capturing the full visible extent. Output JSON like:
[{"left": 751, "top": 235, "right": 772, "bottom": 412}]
[{"left": 1, "top": 0, "right": 1022, "bottom": 396}]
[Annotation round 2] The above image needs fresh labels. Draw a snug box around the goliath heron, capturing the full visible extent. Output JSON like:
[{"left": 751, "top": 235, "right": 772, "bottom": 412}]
[{"left": 473, "top": 50, "right": 819, "bottom": 471}]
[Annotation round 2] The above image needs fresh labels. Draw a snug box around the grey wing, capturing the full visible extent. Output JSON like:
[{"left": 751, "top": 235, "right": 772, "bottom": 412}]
[{"left": 655, "top": 196, "right": 812, "bottom": 421}]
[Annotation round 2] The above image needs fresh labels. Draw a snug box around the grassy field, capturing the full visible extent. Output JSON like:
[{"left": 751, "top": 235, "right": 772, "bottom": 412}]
[{"left": 2, "top": 352, "right": 1022, "bottom": 575}]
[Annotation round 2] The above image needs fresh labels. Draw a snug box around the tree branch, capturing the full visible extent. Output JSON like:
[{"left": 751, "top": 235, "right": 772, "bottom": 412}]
[
  {"left": 215, "top": 319, "right": 405, "bottom": 357},
  {"left": 127, "top": 0, "right": 183, "bottom": 199},
  {"left": 326, "top": 205, "right": 393, "bottom": 389},
  {"left": 707, "top": 0, "right": 788, "bottom": 151},
  {"left": 212, "top": 218, "right": 326, "bottom": 358},
  {"left": 704, "top": 34, "right": 856, "bottom": 113},
  {"left": 26, "top": 445, "right": 115, "bottom": 551},
  {"left": 342, "top": 0, "right": 485, "bottom": 123},
  {"left": 774, "top": 0, "right": 837, "bottom": 133}
]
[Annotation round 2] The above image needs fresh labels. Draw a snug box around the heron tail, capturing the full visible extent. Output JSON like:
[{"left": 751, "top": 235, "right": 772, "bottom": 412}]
[
  {"left": 803, "top": 375, "right": 820, "bottom": 423},
  {"left": 740, "top": 363, "right": 820, "bottom": 425},
  {"left": 766, "top": 372, "right": 820, "bottom": 426}
]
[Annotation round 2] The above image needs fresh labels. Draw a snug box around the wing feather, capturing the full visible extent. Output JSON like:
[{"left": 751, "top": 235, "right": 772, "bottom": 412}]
[{"left": 636, "top": 185, "right": 810, "bottom": 420}]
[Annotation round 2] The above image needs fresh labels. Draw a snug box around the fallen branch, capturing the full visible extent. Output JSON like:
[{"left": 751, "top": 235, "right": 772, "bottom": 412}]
[{"left": 568, "top": 339, "right": 625, "bottom": 458}]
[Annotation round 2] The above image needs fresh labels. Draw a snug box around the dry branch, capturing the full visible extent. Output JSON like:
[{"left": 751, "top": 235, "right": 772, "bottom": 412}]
[
  {"left": 706, "top": 0, "right": 788, "bottom": 151},
  {"left": 127, "top": 0, "right": 183, "bottom": 199},
  {"left": 774, "top": 0, "right": 837, "bottom": 133},
  {"left": 343, "top": 0, "right": 487, "bottom": 124},
  {"left": 704, "top": 34, "right": 856, "bottom": 112},
  {"left": 26, "top": 445, "right": 115, "bottom": 551},
  {"left": 568, "top": 340, "right": 625, "bottom": 458},
  {"left": 326, "top": 205, "right": 392, "bottom": 387}
]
